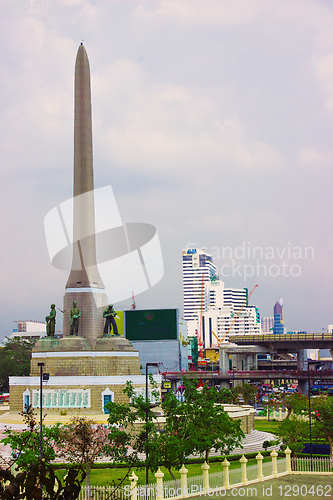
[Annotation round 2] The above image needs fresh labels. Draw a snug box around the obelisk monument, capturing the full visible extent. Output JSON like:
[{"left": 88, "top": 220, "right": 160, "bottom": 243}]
[{"left": 63, "top": 43, "right": 108, "bottom": 347}]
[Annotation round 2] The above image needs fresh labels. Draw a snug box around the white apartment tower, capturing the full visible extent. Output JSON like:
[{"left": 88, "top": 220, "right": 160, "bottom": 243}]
[
  {"left": 183, "top": 248, "right": 261, "bottom": 345},
  {"left": 182, "top": 248, "right": 217, "bottom": 321}
]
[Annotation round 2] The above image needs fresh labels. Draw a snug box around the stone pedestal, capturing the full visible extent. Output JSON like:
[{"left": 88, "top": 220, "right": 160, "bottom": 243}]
[
  {"left": 94, "top": 337, "right": 136, "bottom": 352},
  {"left": 33, "top": 337, "right": 91, "bottom": 352},
  {"left": 30, "top": 337, "right": 141, "bottom": 377},
  {"left": 63, "top": 290, "right": 109, "bottom": 349}
]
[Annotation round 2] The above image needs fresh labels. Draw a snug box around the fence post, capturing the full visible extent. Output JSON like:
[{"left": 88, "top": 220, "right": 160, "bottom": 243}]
[
  {"left": 270, "top": 449, "right": 278, "bottom": 478},
  {"left": 201, "top": 462, "right": 210, "bottom": 493},
  {"left": 222, "top": 458, "right": 230, "bottom": 489},
  {"left": 256, "top": 452, "right": 264, "bottom": 481},
  {"left": 240, "top": 455, "right": 248, "bottom": 485},
  {"left": 179, "top": 464, "right": 188, "bottom": 498},
  {"left": 285, "top": 447, "right": 291, "bottom": 473},
  {"left": 155, "top": 468, "right": 164, "bottom": 500},
  {"left": 129, "top": 471, "right": 138, "bottom": 500},
  {"left": 278, "top": 407, "right": 282, "bottom": 421}
]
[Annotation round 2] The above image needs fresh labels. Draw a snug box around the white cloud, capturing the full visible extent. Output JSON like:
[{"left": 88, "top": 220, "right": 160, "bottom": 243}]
[
  {"left": 134, "top": 0, "right": 263, "bottom": 27},
  {"left": 92, "top": 59, "right": 286, "bottom": 181},
  {"left": 297, "top": 146, "right": 332, "bottom": 168},
  {"left": 311, "top": 53, "right": 333, "bottom": 112}
]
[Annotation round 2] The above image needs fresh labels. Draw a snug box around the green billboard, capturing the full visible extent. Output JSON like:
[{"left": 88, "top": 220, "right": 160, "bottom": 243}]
[{"left": 125, "top": 309, "right": 178, "bottom": 341}]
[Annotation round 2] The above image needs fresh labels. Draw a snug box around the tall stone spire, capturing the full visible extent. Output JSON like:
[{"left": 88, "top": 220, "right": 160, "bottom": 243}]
[
  {"left": 63, "top": 44, "right": 108, "bottom": 347},
  {"left": 66, "top": 43, "right": 103, "bottom": 289}
]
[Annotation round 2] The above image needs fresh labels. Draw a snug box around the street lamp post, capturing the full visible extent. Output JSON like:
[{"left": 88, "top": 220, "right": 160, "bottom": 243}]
[
  {"left": 145, "top": 362, "right": 160, "bottom": 487},
  {"left": 37, "top": 362, "right": 44, "bottom": 461},
  {"left": 37, "top": 363, "right": 49, "bottom": 464},
  {"left": 307, "top": 366, "right": 313, "bottom": 471}
]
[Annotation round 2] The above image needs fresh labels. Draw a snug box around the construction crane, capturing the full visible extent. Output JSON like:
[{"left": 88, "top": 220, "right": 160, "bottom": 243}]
[
  {"left": 215, "top": 284, "right": 259, "bottom": 345},
  {"left": 197, "top": 273, "right": 205, "bottom": 359},
  {"left": 211, "top": 331, "right": 220, "bottom": 345}
]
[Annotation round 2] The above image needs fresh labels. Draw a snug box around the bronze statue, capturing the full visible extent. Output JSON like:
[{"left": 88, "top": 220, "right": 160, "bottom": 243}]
[
  {"left": 69, "top": 301, "right": 81, "bottom": 336},
  {"left": 45, "top": 304, "right": 56, "bottom": 337},
  {"left": 103, "top": 304, "right": 119, "bottom": 336}
]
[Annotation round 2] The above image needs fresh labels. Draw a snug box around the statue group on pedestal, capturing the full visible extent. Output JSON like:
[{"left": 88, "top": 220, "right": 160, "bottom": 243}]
[{"left": 45, "top": 302, "right": 120, "bottom": 337}]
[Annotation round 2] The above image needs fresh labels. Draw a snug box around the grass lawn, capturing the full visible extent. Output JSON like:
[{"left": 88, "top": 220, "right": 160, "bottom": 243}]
[
  {"left": 255, "top": 419, "right": 280, "bottom": 434},
  {"left": 87, "top": 457, "right": 274, "bottom": 486},
  {"left": 196, "top": 474, "right": 333, "bottom": 500}
]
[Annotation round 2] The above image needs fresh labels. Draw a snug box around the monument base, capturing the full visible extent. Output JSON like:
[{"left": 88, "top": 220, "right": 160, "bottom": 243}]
[{"left": 9, "top": 333, "right": 157, "bottom": 416}]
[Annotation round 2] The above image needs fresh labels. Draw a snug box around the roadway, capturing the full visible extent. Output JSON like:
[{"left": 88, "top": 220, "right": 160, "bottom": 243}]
[
  {"left": 228, "top": 332, "right": 333, "bottom": 350},
  {"left": 163, "top": 369, "right": 333, "bottom": 394}
]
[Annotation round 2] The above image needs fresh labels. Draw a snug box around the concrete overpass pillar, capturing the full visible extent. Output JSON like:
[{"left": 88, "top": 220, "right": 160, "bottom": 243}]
[
  {"left": 297, "top": 349, "right": 308, "bottom": 371},
  {"left": 171, "top": 379, "right": 178, "bottom": 393},
  {"left": 219, "top": 346, "right": 230, "bottom": 373},
  {"left": 298, "top": 379, "right": 308, "bottom": 395}
]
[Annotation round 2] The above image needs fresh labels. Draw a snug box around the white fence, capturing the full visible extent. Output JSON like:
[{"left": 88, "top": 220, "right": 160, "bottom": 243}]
[
  {"left": 292, "top": 457, "right": 332, "bottom": 473},
  {"left": 78, "top": 451, "right": 332, "bottom": 500},
  {"left": 78, "top": 485, "right": 127, "bottom": 500}
]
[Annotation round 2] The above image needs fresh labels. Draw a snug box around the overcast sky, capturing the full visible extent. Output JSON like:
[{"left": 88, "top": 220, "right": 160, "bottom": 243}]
[{"left": 0, "top": 0, "right": 332, "bottom": 341}]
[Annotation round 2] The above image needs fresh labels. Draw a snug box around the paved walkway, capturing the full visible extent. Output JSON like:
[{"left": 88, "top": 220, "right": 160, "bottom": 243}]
[
  {"left": 0, "top": 413, "right": 278, "bottom": 462},
  {"left": 230, "top": 429, "right": 278, "bottom": 454},
  {"left": 0, "top": 411, "right": 109, "bottom": 426}
]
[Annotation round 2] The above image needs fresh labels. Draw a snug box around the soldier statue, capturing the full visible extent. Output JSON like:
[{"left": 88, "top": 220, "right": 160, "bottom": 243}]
[
  {"left": 69, "top": 301, "right": 81, "bottom": 336},
  {"left": 103, "top": 304, "right": 119, "bottom": 336},
  {"left": 45, "top": 304, "right": 56, "bottom": 337}
]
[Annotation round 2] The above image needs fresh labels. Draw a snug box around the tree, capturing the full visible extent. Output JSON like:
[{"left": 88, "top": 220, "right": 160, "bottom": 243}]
[
  {"left": 275, "top": 393, "right": 310, "bottom": 460},
  {"left": 0, "top": 407, "right": 62, "bottom": 470},
  {"left": 106, "top": 377, "right": 162, "bottom": 480},
  {"left": 0, "top": 337, "right": 37, "bottom": 391},
  {"left": 281, "top": 392, "right": 308, "bottom": 418},
  {"left": 107, "top": 378, "right": 244, "bottom": 480},
  {"left": 216, "top": 387, "right": 239, "bottom": 404},
  {"left": 312, "top": 395, "right": 333, "bottom": 463},
  {"left": 57, "top": 416, "right": 110, "bottom": 487},
  {"left": 161, "top": 379, "right": 245, "bottom": 465},
  {"left": 0, "top": 408, "right": 86, "bottom": 500},
  {"left": 261, "top": 394, "right": 277, "bottom": 418},
  {"left": 276, "top": 415, "right": 309, "bottom": 459},
  {"left": 0, "top": 461, "right": 86, "bottom": 500},
  {"left": 235, "top": 383, "right": 257, "bottom": 405}
]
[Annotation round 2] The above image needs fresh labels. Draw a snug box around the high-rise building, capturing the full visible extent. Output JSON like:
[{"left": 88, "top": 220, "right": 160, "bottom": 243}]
[
  {"left": 273, "top": 300, "right": 285, "bottom": 334},
  {"left": 261, "top": 317, "right": 274, "bottom": 333},
  {"left": 183, "top": 249, "right": 261, "bottom": 344},
  {"left": 223, "top": 288, "right": 248, "bottom": 310},
  {"left": 182, "top": 248, "right": 217, "bottom": 321}
]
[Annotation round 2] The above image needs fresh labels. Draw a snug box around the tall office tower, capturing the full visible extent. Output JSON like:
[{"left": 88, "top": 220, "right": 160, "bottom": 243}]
[
  {"left": 261, "top": 317, "right": 274, "bottom": 333},
  {"left": 182, "top": 248, "right": 217, "bottom": 322},
  {"left": 273, "top": 300, "right": 285, "bottom": 334},
  {"left": 223, "top": 288, "right": 248, "bottom": 310}
]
